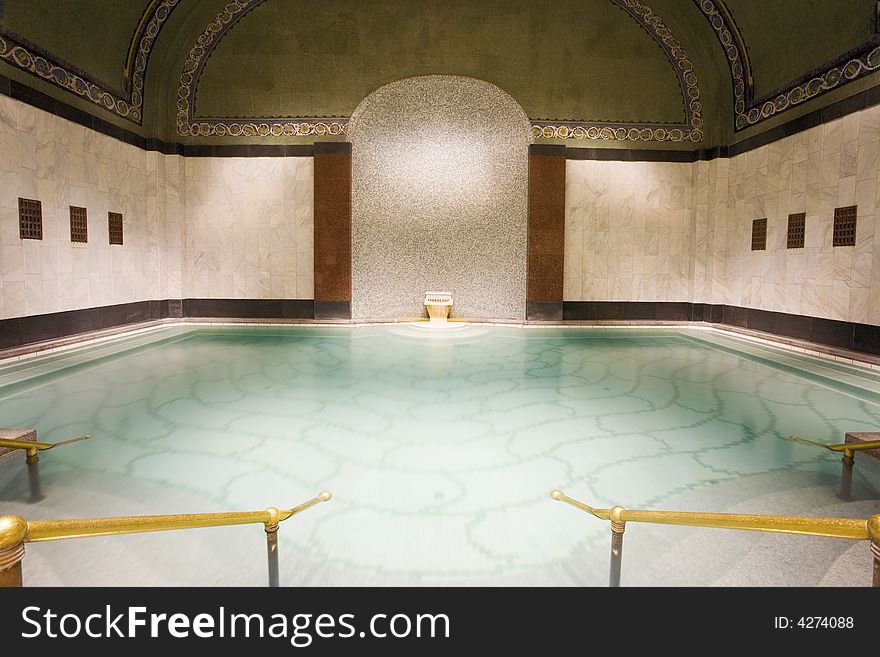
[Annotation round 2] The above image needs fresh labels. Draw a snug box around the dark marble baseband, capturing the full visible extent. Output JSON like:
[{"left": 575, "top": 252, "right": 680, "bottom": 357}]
[
  {"left": 563, "top": 301, "right": 700, "bottom": 322},
  {"left": 526, "top": 301, "right": 563, "bottom": 321},
  {"left": 4, "top": 298, "right": 880, "bottom": 359},
  {"left": 3, "top": 72, "right": 879, "bottom": 162},
  {"left": 314, "top": 300, "right": 352, "bottom": 320},
  {"left": 314, "top": 142, "right": 352, "bottom": 155},
  {"left": 0, "top": 300, "right": 166, "bottom": 350},
  {"left": 529, "top": 144, "right": 566, "bottom": 157},
  {"left": 565, "top": 148, "right": 698, "bottom": 163},
  {"left": 562, "top": 301, "right": 880, "bottom": 357},
  {"left": 181, "top": 298, "right": 314, "bottom": 319},
  {"left": 0, "top": 298, "right": 316, "bottom": 350}
]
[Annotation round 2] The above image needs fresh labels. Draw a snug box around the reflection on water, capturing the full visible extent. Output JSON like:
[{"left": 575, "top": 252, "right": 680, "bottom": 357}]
[{"left": 0, "top": 325, "right": 878, "bottom": 585}]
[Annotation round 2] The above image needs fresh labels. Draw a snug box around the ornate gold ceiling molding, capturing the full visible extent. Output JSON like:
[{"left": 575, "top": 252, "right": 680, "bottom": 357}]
[
  {"left": 177, "top": 0, "right": 702, "bottom": 142},
  {"left": 694, "top": 0, "right": 880, "bottom": 131},
  {"left": 533, "top": 0, "right": 704, "bottom": 143},
  {"left": 176, "top": 0, "right": 347, "bottom": 138},
  {"left": 0, "top": 0, "right": 179, "bottom": 124}
]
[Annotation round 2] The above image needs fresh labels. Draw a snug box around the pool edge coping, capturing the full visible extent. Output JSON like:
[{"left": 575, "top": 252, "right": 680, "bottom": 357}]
[{"left": 1, "top": 317, "right": 879, "bottom": 373}]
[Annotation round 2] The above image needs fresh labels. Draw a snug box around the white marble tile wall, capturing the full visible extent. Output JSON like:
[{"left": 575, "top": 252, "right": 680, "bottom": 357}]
[
  {"left": 697, "top": 105, "right": 880, "bottom": 324},
  {"left": 3, "top": 88, "right": 878, "bottom": 325},
  {"left": 0, "top": 94, "right": 175, "bottom": 319},
  {"left": 0, "top": 93, "right": 315, "bottom": 320},
  {"left": 564, "top": 160, "right": 695, "bottom": 302},
  {"left": 182, "top": 157, "right": 313, "bottom": 300}
]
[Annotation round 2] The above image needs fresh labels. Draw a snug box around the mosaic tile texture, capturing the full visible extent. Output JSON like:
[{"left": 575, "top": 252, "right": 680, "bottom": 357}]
[
  {"left": 349, "top": 76, "right": 531, "bottom": 320},
  {"left": 0, "top": 325, "right": 877, "bottom": 585}
]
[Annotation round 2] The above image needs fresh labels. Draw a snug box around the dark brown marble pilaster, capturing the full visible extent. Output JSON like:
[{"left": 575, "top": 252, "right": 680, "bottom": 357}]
[
  {"left": 313, "top": 142, "right": 352, "bottom": 319},
  {"left": 527, "top": 144, "right": 566, "bottom": 320}
]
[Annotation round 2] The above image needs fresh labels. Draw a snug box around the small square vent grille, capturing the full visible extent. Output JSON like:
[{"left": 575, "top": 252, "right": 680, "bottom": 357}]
[
  {"left": 833, "top": 206, "right": 857, "bottom": 246},
  {"left": 18, "top": 197, "right": 42, "bottom": 240},
  {"left": 108, "top": 211, "right": 123, "bottom": 245},
  {"left": 751, "top": 217, "right": 767, "bottom": 251},
  {"left": 70, "top": 206, "right": 88, "bottom": 243},
  {"left": 787, "top": 213, "right": 805, "bottom": 249}
]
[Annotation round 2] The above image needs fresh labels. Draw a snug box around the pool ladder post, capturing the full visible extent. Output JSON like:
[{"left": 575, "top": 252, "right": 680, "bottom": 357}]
[
  {"left": 0, "top": 434, "right": 92, "bottom": 503},
  {"left": 25, "top": 447, "right": 47, "bottom": 503},
  {"left": 839, "top": 449, "right": 855, "bottom": 501},
  {"left": 553, "top": 491, "right": 880, "bottom": 587},
  {"left": 609, "top": 506, "right": 625, "bottom": 588},
  {"left": 0, "top": 491, "right": 332, "bottom": 587},
  {"left": 873, "top": 517, "right": 880, "bottom": 588},
  {"left": 786, "top": 435, "right": 880, "bottom": 501},
  {"left": 264, "top": 507, "right": 281, "bottom": 587}
]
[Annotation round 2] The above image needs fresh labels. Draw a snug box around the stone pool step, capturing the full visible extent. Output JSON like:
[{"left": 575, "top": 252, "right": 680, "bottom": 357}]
[
  {"left": 709, "top": 497, "right": 877, "bottom": 587},
  {"left": 0, "top": 427, "right": 36, "bottom": 466},
  {"left": 626, "top": 485, "right": 879, "bottom": 586}
]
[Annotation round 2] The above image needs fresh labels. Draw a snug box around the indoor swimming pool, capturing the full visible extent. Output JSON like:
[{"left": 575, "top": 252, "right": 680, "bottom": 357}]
[{"left": 1, "top": 325, "right": 878, "bottom": 586}]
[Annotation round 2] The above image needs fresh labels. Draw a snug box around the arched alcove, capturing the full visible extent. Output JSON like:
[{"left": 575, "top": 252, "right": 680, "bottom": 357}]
[{"left": 348, "top": 75, "right": 532, "bottom": 320}]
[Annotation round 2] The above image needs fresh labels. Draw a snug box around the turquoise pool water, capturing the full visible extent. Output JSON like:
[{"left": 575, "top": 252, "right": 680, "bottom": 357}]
[{"left": 0, "top": 324, "right": 878, "bottom": 586}]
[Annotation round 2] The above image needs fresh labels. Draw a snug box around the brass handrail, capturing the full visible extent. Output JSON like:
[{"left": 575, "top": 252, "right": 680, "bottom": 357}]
[
  {"left": 0, "top": 491, "right": 332, "bottom": 588},
  {"left": 550, "top": 490, "right": 880, "bottom": 587},
  {"left": 787, "top": 434, "right": 880, "bottom": 499},
  {"left": 0, "top": 434, "right": 92, "bottom": 457},
  {"left": 0, "top": 434, "right": 92, "bottom": 502}
]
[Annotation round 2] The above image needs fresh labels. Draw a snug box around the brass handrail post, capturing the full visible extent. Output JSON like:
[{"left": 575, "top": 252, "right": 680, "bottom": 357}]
[
  {"left": 1, "top": 491, "right": 332, "bottom": 587},
  {"left": 839, "top": 449, "right": 855, "bottom": 501},
  {"left": 25, "top": 448, "right": 43, "bottom": 503},
  {"left": 0, "top": 434, "right": 91, "bottom": 503},
  {"left": 264, "top": 507, "right": 280, "bottom": 588},
  {"left": 609, "top": 505, "right": 625, "bottom": 588},
  {"left": 552, "top": 490, "right": 878, "bottom": 586},
  {"left": 787, "top": 435, "right": 880, "bottom": 498},
  {"left": 870, "top": 516, "right": 880, "bottom": 588},
  {"left": 0, "top": 516, "right": 27, "bottom": 588}
]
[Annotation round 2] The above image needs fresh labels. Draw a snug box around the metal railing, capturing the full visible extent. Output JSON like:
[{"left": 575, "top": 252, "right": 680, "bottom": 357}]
[
  {"left": 787, "top": 435, "right": 880, "bottom": 499},
  {"left": 0, "top": 491, "right": 332, "bottom": 587},
  {"left": 551, "top": 490, "right": 880, "bottom": 587},
  {"left": 0, "top": 434, "right": 92, "bottom": 502}
]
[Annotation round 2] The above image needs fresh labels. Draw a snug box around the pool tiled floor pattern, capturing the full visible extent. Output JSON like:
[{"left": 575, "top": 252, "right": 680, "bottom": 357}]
[{"left": 0, "top": 325, "right": 878, "bottom": 585}]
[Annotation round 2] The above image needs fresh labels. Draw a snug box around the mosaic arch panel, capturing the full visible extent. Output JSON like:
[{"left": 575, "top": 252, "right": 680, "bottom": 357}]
[
  {"left": 177, "top": 0, "right": 703, "bottom": 143},
  {"left": 0, "top": 0, "right": 179, "bottom": 124},
  {"left": 694, "top": 0, "right": 880, "bottom": 131},
  {"left": 348, "top": 75, "right": 532, "bottom": 320}
]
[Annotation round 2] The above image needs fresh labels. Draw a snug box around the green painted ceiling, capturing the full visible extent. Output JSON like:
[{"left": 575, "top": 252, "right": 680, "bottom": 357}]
[
  {"left": 194, "top": 0, "right": 685, "bottom": 124},
  {"left": 1, "top": 0, "right": 151, "bottom": 91},
  {"left": 725, "top": 0, "right": 875, "bottom": 99},
  {"left": 0, "top": 0, "right": 878, "bottom": 147}
]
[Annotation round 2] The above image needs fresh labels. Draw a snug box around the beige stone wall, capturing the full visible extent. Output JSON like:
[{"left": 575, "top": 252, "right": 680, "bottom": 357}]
[
  {"left": 3, "top": 90, "right": 880, "bottom": 326},
  {"left": 182, "top": 157, "right": 313, "bottom": 300},
  {"left": 0, "top": 94, "right": 314, "bottom": 320},
  {"left": 565, "top": 105, "right": 880, "bottom": 326},
  {"left": 564, "top": 160, "right": 695, "bottom": 302},
  {"left": 696, "top": 105, "right": 880, "bottom": 324},
  {"left": 0, "top": 94, "right": 178, "bottom": 318}
]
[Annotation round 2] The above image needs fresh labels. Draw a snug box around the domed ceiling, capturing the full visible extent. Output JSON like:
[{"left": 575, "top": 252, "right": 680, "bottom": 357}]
[{"left": 0, "top": 0, "right": 877, "bottom": 148}]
